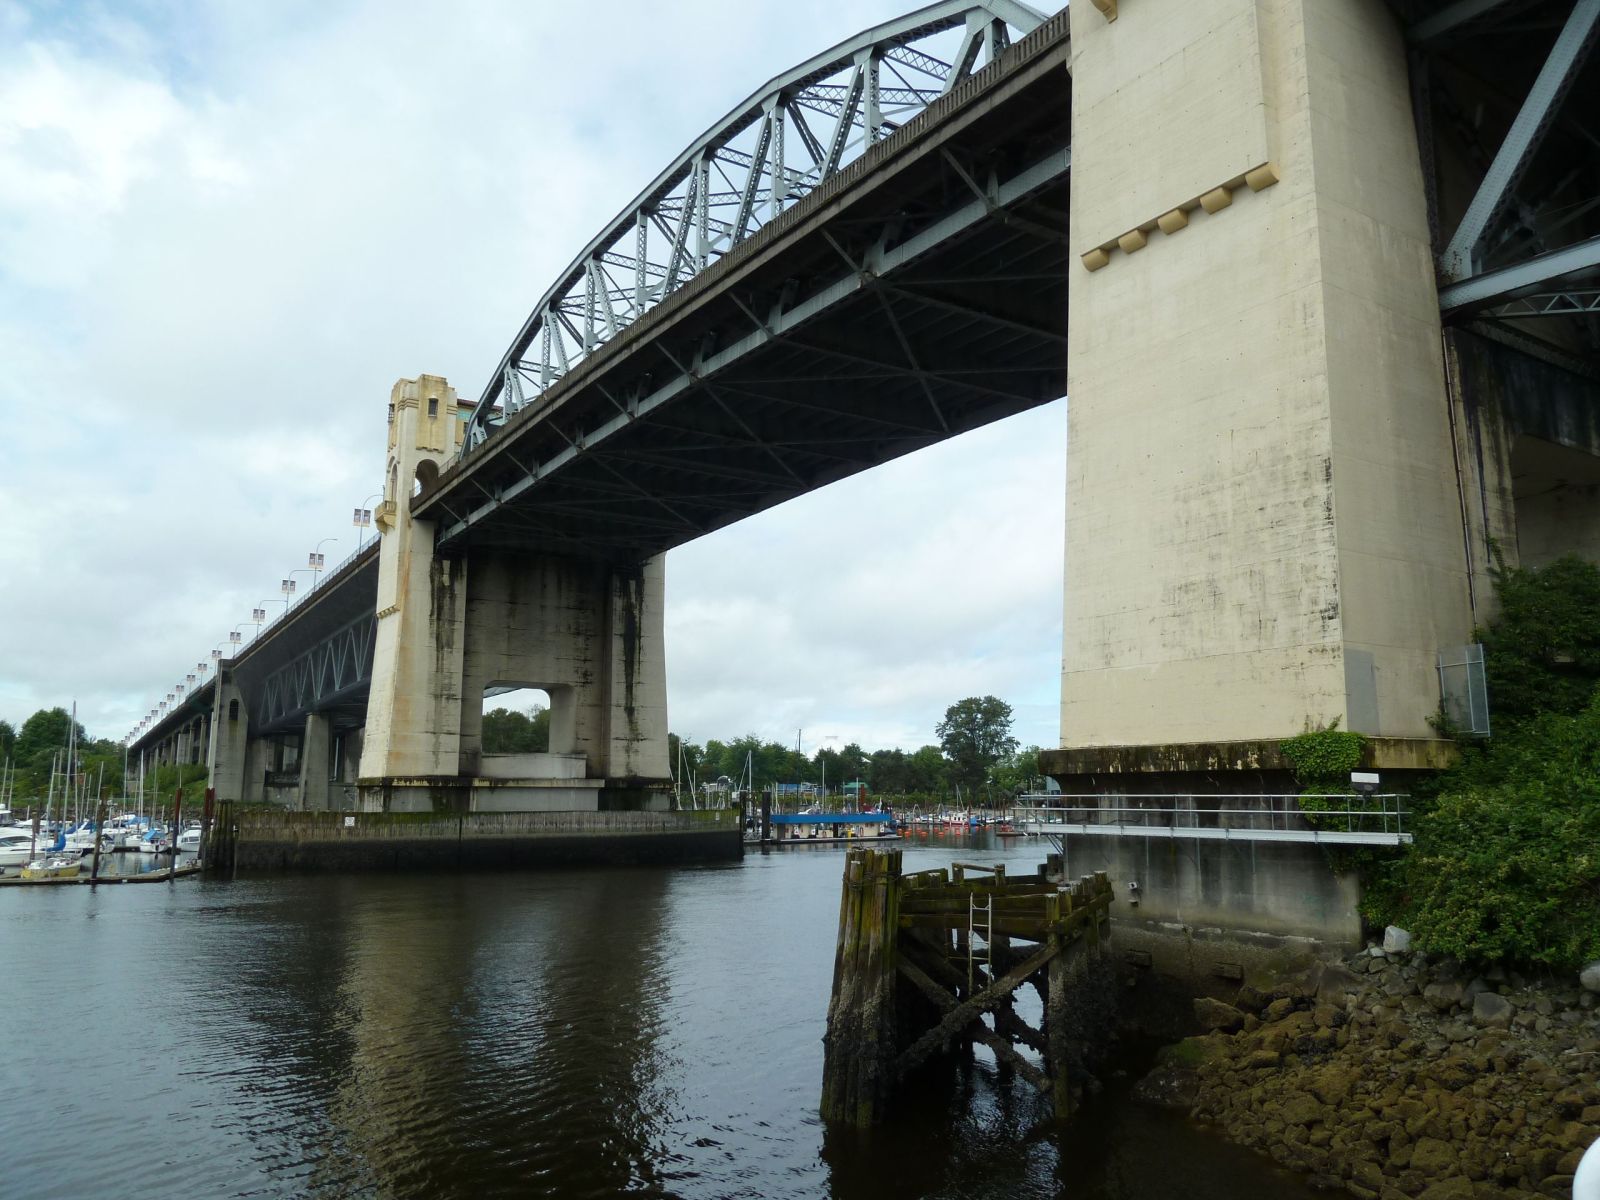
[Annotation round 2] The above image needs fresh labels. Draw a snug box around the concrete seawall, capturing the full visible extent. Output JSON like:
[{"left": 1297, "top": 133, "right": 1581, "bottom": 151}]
[{"left": 210, "top": 807, "right": 742, "bottom": 872}]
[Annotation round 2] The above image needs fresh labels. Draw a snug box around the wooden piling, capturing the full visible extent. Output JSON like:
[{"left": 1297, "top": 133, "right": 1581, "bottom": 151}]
[
  {"left": 820, "top": 850, "right": 1114, "bottom": 1129},
  {"left": 820, "top": 847, "right": 901, "bottom": 1126},
  {"left": 89, "top": 799, "right": 108, "bottom": 886}
]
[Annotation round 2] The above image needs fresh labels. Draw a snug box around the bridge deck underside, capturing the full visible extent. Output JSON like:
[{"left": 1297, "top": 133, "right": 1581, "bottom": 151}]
[{"left": 417, "top": 27, "right": 1071, "bottom": 559}]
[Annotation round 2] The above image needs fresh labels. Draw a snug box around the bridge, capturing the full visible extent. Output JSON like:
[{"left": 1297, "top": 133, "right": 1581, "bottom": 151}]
[{"left": 130, "top": 0, "right": 1599, "bottom": 903}]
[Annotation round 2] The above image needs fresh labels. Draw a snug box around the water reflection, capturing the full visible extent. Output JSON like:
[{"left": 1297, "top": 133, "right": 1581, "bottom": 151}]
[{"left": 0, "top": 838, "right": 1322, "bottom": 1200}]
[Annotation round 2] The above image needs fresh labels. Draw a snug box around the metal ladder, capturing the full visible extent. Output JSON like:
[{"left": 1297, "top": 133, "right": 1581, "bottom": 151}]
[{"left": 967, "top": 892, "right": 993, "bottom": 991}]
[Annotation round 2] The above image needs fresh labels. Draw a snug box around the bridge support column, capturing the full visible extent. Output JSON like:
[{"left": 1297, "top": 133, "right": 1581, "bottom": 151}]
[
  {"left": 1053, "top": 0, "right": 1472, "bottom": 787},
  {"left": 298, "top": 713, "right": 331, "bottom": 811},
  {"left": 207, "top": 669, "right": 249, "bottom": 804},
  {"left": 457, "top": 552, "right": 670, "bottom": 806},
  {"left": 356, "top": 373, "right": 671, "bottom": 813},
  {"left": 241, "top": 737, "right": 266, "bottom": 806},
  {"left": 357, "top": 375, "right": 469, "bottom": 804}
]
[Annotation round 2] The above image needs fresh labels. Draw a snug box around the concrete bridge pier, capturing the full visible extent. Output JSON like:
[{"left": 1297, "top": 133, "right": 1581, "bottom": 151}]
[
  {"left": 207, "top": 670, "right": 249, "bottom": 803},
  {"left": 298, "top": 712, "right": 332, "bottom": 811},
  {"left": 356, "top": 374, "right": 671, "bottom": 814},
  {"left": 1051, "top": 0, "right": 1473, "bottom": 792}
]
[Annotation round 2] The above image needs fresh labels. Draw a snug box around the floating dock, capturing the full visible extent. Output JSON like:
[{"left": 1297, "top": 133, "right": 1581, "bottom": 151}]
[{"left": 0, "top": 862, "right": 202, "bottom": 887}]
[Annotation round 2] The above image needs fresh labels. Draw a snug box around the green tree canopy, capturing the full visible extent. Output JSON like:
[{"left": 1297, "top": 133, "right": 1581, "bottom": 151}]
[
  {"left": 481, "top": 706, "right": 549, "bottom": 754},
  {"left": 15, "top": 707, "right": 86, "bottom": 764},
  {"left": 936, "top": 696, "right": 1018, "bottom": 793}
]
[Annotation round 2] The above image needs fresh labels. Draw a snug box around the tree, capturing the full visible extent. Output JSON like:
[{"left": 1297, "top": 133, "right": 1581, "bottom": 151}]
[
  {"left": 992, "top": 745, "right": 1042, "bottom": 795},
  {"left": 936, "top": 696, "right": 1018, "bottom": 796},
  {"left": 0, "top": 719, "right": 14, "bottom": 763},
  {"left": 481, "top": 705, "right": 549, "bottom": 753},
  {"left": 906, "top": 745, "right": 950, "bottom": 795},
  {"left": 15, "top": 707, "right": 86, "bottom": 764}
]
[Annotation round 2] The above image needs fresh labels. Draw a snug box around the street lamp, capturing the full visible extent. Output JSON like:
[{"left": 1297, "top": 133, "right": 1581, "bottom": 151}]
[
  {"left": 284, "top": 568, "right": 314, "bottom": 607},
  {"left": 355, "top": 493, "right": 382, "bottom": 550},
  {"left": 309, "top": 537, "right": 338, "bottom": 588}
]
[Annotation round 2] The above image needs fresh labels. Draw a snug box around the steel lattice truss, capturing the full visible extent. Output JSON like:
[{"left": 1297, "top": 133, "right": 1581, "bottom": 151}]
[
  {"left": 1491, "top": 287, "right": 1600, "bottom": 316},
  {"left": 462, "top": 0, "right": 1048, "bottom": 455},
  {"left": 259, "top": 613, "right": 376, "bottom": 730}
]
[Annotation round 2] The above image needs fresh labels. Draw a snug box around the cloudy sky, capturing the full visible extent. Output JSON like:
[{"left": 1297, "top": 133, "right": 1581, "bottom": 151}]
[{"left": 0, "top": 0, "right": 1067, "bottom": 755}]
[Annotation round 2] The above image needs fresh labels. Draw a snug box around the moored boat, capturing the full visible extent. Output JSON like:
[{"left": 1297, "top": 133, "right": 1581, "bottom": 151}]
[
  {"left": 768, "top": 811, "right": 901, "bottom": 845},
  {"left": 21, "top": 855, "right": 82, "bottom": 881}
]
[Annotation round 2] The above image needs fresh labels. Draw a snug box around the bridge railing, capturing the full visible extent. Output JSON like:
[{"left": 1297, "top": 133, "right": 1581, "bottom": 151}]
[
  {"left": 1007, "top": 793, "right": 1413, "bottom": 844},
  {"left": 239, "top": 539, "right": 380, "bottom": 658}
]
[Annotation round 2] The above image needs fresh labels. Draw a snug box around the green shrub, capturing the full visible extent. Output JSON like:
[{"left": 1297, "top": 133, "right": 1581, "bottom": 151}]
[
  {"left": 1364, "top": 555, "right": 1600, "bottom": 970},
  {"left": 1376, "top": 697, "right": 1600, "bottom": 968}
]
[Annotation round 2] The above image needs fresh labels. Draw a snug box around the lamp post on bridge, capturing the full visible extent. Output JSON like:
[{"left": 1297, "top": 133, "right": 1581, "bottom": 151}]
[
  {"left": 354, "top": 494, "right": 381, "bottom": 550},
  {"left": 309, "top": 538, "right": 338, "bottom": 590},
  {"left": 283, "top": 569, "right": 314, "bottom": 609}
]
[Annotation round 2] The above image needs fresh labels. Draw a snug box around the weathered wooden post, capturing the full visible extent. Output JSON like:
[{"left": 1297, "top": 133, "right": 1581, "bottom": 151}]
[
  {"left": 1045, "top": 888, "right": 1073, "bottom": 1118},
  {"left": 89, "top": 799, "right": 109, "bottom": 886},
  {"left": 820, "top": 847, "right": 902, "bottom": 1126}
]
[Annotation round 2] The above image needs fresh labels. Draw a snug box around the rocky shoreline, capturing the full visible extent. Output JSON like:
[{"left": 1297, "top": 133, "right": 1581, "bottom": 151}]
[{"left": 1134, "top": 942, "right": 1600, "bottom": 1199}]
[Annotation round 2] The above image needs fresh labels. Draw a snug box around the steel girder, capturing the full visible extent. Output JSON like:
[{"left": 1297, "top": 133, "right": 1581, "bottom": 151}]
[
  {"left": 1438, "top": 0, "right": 1600, "bottom": 281},
  {"left": 1408, "top": 0, "right": 1600, "bottom": 348},
  {"left": 256, "top": 612, "right": 377, "bottom": 734},
  {"left": 461, "top": 0, "right": 1049, "bottom": 455},
  {"left": 432, "top": 145, "right": 1068, "bottom": 553},
  {"left": 1440, "top": 232, "right": 1600, "bottom": 311},
  {"left": 416, "top": 13, "right": 1073, "bottom": 558}
]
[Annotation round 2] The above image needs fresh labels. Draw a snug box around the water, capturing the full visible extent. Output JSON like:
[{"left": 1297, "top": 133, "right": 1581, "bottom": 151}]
[{"left": 0, "top": 833, "right": 1320, "bottom": 1199}]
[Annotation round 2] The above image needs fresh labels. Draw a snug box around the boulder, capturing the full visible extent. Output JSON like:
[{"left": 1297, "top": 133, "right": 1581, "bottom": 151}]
[
  {"left": 1383, "top": 926, "right": 1412, "bottom": 954},
  {"left": 1279, "top": 1092, "right": 1324, "bottom": 1127},
  {"left": 1580, "top": 961, "right": 1600, "bottom": 994},
  {"left": 1424, "top": 980, "right": 1466, "bottom": 1011},
  {"left": 1194, "top": 997, "right": 1247, "bottom": 1033},
  {"left": 1415, "top": 1179, "right": 1474, "bottom": 1200},
  {"left": 1411, "top": 1136, "right": 1459, "bottom": 1177},
  {"left": 1471, "top": 991, "right": 1513, "bottom": 1028}
]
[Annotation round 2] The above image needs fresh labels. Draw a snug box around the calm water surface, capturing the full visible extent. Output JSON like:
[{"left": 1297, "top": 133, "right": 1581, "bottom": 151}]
[{"left": 2, "top": 833, "right": 1320, "bottom": 1199}]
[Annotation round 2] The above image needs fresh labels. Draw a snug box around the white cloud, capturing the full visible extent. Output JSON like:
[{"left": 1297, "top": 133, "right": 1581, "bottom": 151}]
[{"left": 0, "top": 0, "right": 1066, "bottom": 753}]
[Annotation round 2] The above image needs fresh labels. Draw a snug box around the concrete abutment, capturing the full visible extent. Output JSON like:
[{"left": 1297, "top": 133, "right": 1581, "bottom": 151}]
[{"left": 355, "top": 374, "right": 671, "bottom": 815}]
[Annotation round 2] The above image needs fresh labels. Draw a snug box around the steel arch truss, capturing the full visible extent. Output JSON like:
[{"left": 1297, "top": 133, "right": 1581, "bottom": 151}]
[
  {"left": 1406, "top": 0, "right": 1600, "bottom": 324},
  {"left": 419, "top": 10, "right": 1073, "bottom": 558},
  {"left": 462, "top": 0, "right": 1048, "bottom": 455},
  {"left": 258, "top": 612, "right": 376, "bottom": 732}
]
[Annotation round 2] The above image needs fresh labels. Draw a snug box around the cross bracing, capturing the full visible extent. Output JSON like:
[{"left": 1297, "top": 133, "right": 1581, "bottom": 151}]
[
  {"left": 424, "top": 6, "right": 1072, "bottom": 558},
  {"left": 257, "top": 612, "right": 376, "bottom": 733},
  {"left": 1402, "top": 0, "right": 1600, "bottom": 357},
  {"left": 461, "top": 0, "right": 1052, "bottom": 455}
]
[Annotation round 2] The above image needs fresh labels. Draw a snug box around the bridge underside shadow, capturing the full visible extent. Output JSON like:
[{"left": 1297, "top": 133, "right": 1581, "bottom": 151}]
[{"left": 417, "top": 17, "right": 1071, "bottom": 559}]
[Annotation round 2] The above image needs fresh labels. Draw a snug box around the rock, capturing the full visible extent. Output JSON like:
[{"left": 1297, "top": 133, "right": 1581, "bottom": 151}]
[
  {"left": 1425, "top": 981, "right": 1466, "bottom": 1011},
  {"left": 1242, "top": 1048, "right": 1280, "bottom": 1069},
  {"left": 1194, "top": 997, "right": 1247, "bottom": 1033},
  {"left": 1265, "top": 997, "right": 1296, "bottom": 1022},
  {"left": 1580, "top": 961, "right": 1600, "bottom": 993},
  {"left": 1280, "top": 1092, "right": 1323, "bottom": 1127},
  {"left": 1384, "top": 926, "right": 1412, "bottom": 954},
  {"left": 1472, "top": 991, "right": 1513, "bottom": 1028},
  {"left": 1132, "top": 1061, "right": 1200, "bottom": 1109},
  {"left": 1415, "top": 1179, "right": 1474, "bottom": 1200},
  {"left": 1411, "top": 1136, "right": 1459, "bottom": 1177}
]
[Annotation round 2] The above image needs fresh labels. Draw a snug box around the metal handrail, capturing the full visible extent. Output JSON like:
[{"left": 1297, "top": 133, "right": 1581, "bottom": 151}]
[
  {"left": 239, "top": 539, "right": 380, "bottom": 655},
  {"left": 1008, "top": 794, "right": 1411, "bottom": 838}
]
